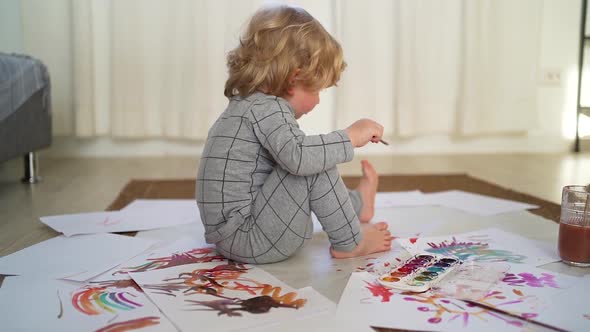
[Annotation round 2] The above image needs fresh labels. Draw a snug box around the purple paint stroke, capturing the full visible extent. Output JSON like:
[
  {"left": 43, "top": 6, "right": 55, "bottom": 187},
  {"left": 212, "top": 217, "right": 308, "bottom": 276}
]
[
  {"left": 118, "top": 292, "right": 143, "bottom": 308},
  {"left": 502, "top": 272, "right": 559, "bottom": 288}
]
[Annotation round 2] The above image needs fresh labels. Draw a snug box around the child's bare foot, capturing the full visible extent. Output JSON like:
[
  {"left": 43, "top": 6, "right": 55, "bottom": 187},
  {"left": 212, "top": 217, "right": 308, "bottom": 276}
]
[
  {"left": 356, "top": 160, "right": 378, "bottom": 223},
  {"left": 330, "top": 222, "right": 392, "bottom": 258}
]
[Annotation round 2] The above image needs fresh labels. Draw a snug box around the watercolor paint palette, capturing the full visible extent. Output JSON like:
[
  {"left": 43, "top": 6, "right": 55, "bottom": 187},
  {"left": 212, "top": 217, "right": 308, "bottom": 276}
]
[{"left": 377, "top": 254, "right": 462, "bottom": 292}]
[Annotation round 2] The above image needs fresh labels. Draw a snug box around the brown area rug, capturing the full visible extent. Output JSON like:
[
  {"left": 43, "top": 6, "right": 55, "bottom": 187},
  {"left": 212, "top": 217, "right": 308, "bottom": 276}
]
[{"left": 108, "top": 174, "right": 560, "bottom": 223}]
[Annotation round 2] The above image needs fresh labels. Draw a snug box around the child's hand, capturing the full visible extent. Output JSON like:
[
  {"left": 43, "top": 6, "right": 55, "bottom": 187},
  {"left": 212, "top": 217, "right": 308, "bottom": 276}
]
[{"left": 345, "top": 119, "right": 384, "bottom": 148}]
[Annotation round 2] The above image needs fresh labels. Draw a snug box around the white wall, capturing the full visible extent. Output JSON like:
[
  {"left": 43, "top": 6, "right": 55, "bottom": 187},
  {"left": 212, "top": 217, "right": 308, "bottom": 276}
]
[
  {"left": 21, "top": 0, "right": 74, "bottom": 136},
  {"left": 18, "top": 0, "right": 585, "bottom": 156},
  {"left": 0, "top": 0, "right": 23, "bottom": 52}
]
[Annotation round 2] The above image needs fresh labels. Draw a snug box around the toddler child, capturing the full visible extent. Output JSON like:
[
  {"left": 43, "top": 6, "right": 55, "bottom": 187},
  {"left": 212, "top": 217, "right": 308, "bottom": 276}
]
[{"left": 196, "top": 4, "right": 392, "bottom": 264}]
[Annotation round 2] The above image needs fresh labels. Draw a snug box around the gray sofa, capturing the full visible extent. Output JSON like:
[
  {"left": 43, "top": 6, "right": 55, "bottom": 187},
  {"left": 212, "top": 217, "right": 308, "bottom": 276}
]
[{"left": 0, "top": 53, "right": 52, "bottom": 183}]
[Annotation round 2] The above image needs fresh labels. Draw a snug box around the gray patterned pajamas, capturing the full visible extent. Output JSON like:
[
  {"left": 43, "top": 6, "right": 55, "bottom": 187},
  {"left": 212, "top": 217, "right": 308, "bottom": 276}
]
[{"left": 196, "top": 92, "right": 363, "bottom": 264}]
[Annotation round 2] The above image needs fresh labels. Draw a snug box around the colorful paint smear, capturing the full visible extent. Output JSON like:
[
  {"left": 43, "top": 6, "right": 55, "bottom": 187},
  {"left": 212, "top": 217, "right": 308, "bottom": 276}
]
[
  {"left": 502, "top": 272, "right": 559, "bottom": 288},
  {"left": 363, "top": 269, "right": 564, "bottom": 328},
  {"left": 425, "top": 237, "right": 527, "bottom": 263},
  {"left": 113, "top": 248, "right": 226, "bottom": 275},
  {"left": 139, "top": 261, "right": 306, "bottom": 317},
  {"left": 363, "top": 280, "right": 394, "bottom": 303},
  {"left": 72, "top": 280, "right": 144, "bottom": 316},
  {"left": 401, "top": 289, "right": 541, "bottom": 328},
  {"left": 95, "top": 316, "right": 160, "bottom": 332}
]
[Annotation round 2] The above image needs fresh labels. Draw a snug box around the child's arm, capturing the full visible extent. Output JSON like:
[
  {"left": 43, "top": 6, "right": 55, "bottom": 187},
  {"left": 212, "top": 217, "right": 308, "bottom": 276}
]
[{"left": 250, "top": 98, "right": 353, "bottom": 176}]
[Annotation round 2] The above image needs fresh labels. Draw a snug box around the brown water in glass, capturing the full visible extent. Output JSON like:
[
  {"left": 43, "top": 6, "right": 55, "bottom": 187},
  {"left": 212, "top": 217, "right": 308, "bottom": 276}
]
[{"left": 558, "top": 222, "right": 590, "bottom": 265}]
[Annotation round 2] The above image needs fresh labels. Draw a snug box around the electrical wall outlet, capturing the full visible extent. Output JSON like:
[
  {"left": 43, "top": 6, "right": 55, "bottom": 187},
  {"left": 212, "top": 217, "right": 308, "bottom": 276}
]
[{"left": 539, "top": 68, "right": 562, "bottom": 86}]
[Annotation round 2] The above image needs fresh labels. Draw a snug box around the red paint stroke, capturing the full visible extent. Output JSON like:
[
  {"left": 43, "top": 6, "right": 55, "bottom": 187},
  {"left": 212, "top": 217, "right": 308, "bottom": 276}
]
[
  {"left": 95, "top": 316, "right": 160, "bottom": 332},
  {"left": 409, "top": 237, "right": 418, "bottom": 244},
  {"left": 364, "top": 280, "right": 394, "bottom": 302},
  {"left": 72, "top": 288, "right": 102, "bottom": 315}
]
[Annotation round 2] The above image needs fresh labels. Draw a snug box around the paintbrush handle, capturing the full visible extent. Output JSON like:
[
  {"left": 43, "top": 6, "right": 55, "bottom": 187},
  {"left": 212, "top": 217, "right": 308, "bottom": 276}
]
[
  {"left": 462, "top": 300, "right": 567, "bottom": 332},
  {"left": 584, "top": 184, "right": 590, "bottom": 226}
]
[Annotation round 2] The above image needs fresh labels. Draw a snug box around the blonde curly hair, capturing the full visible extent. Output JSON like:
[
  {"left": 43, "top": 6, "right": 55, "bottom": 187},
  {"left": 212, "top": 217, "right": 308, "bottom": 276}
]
[{"left": 224, "top": 5, "right": 346, "bottom": 98}]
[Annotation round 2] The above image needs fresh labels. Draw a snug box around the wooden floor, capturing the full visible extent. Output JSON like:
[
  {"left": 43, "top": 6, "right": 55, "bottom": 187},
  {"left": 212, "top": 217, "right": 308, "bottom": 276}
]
[{"left": 1, "top": 153, "right": 590, "bottom": 258}]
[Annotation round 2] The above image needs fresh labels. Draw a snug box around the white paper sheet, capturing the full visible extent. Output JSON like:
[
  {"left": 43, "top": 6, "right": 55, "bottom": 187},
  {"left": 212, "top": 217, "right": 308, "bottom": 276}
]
[
  {"left": 535, "top": 275, "right": 590, "bottom": 331},
  {"left": 337, "top": 271, "right": 572, "bottom": 332},
  {"left": 0, "top": 278, "right": 109, "bottom": 331},
  {"left": 374, "top": 191, "right": 429, "bottom": 208},
  {"left": 130, "top": 262, "right": 334, "bottom": 332},
  {"left": 135, "top": 222, "right": 205, "bottom": 242},
  {"left": 313, "top": 207, "right": 449, "bottom": 238},
  {"left": 474, "top": 263, "right": 580, "bottom": 319},
  {"left": 0, "top": 277, "right": 177, "bottom": 332},
  {"left": 396, "top": 228, "right": 560, "bottom": 267},
  {"left": 40, "top": 202, "right": 199, "bottom": 236},
  {"left": 423, "top": 190, "right": 539, "bottom": 216},
  {"left": 121, "top": 199, "right": 196, "bottom": 213},
  {"left": 373, "top": 207, "right": 450, "bottom": 239},
  {"left": 0, "top": 234, "right": 156, "bottom": 281}
]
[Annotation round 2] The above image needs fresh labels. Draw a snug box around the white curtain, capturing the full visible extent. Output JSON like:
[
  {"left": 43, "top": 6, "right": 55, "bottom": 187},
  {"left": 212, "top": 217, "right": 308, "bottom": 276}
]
[
  {"left": 72, "top": 0, "right": 262, "bottom": 138},
  {"left": 336, "top": 0, "right": 542, "bottom": 137},
  {"left": 26, "top": 0, "right": 544, "bottom": 139},
  {"left": 460, "top": 0, "right": 542, "bottom": 135}
]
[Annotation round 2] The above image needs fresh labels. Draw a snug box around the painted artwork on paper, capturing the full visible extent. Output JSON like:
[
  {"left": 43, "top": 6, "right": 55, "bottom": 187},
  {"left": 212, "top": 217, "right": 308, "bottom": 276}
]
[
  {"left": 71, "top": 279, "right": 145, "bottom": 316},
  {"left": 69, "top": 278, "right": 177, "bottom": 331},
  {"left": 95, "top": 316, "right": 161, "bottom": 332},
  {"left": 396, "top": 228, "right": 559, "bottom": 266},
  {"left": 0, "top": 277, "right": 174, "bottom": 331},
  {"left": 337, "top": 265, "right": 581, "bottom": 332},
  {"left": 113, "top": 246, "right": 226, "bottom": 275},
  {"left": 129, "top": 262, "right": 332, "bottom": 331},
  {"left": 91, "top": 238, "right": 227, "bottom": 282}
]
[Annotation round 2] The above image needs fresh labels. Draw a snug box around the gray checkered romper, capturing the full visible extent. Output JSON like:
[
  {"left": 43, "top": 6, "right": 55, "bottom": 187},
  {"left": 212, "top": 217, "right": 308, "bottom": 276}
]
[{"left": 196, "top": 92, "right": 363, "bottom": 264}]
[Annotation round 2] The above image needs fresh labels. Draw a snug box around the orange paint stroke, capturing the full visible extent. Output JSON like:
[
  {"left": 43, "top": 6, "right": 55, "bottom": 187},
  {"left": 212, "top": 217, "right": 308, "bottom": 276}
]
[
  {"left": 95, "top": 316, "right": 160, "bottom": 332},
  {"left": 72, "top": 288, "right": 104, "bottom": 315},
  {"left": 260, "top": 284, "right": 306, "bottom": 308}
]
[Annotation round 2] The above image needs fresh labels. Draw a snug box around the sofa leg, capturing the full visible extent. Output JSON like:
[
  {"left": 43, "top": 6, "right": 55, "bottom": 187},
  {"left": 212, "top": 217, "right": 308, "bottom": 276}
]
[{"left": 21, "top": 152, "right": 42, "bottom": 184}]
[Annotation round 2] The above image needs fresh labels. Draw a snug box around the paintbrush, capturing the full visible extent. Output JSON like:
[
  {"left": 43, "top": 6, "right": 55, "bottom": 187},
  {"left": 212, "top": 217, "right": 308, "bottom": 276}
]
[
  {"left": 461, "top": 300, "right": 568, "bottom": 332},
  {"left": 584, "top": 184, "right": 590, "bottom": 226},
  {"left": 371, "top": 136, "right": 389, "bottom": 146}
]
